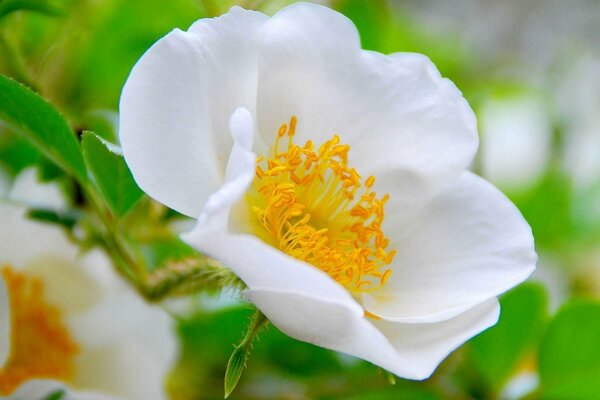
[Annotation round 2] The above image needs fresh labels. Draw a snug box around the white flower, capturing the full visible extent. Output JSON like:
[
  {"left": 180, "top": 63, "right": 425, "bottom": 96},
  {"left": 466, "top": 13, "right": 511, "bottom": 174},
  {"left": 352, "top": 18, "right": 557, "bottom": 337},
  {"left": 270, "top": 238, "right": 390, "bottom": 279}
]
[
  {"left": 119, "top": 3, "right": 536, "bottom": 379},
  {"left": 480, "top": 92, "right": 551, "bottom": 192},
  {"left": 0, "top": 170, "right": 177, "bottom": 399}
]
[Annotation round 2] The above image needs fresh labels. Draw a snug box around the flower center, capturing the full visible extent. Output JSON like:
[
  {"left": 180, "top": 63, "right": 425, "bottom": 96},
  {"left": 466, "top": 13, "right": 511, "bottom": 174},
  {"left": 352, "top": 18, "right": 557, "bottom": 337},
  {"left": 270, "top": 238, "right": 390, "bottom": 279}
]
[
  {"left": 0, "top": 266, "right": 78, "bottom": 395},
  {"left": 247, "top": 117, "right": 396, "bottom": 293}
]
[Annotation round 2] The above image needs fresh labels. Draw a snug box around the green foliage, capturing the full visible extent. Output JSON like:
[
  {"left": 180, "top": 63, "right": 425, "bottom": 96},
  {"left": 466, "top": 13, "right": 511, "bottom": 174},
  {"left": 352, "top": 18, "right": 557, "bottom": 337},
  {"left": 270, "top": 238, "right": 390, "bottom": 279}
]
[
  {"left": 81, "top": 131, "right": 142, "bottom": 216},
  {"left": 140, "top": 236, "right": 199, "bottom": 273},
  {"left": 224, "top": 345, "right": 249, "bottom": 399},
  {"left": 0, "top": 74, "right": 86, "bottom": 182},
  {"left": 0, "top": 0, "right": 63, "bottom": 19},
  {"left": 27, "top": 207, "right": 79, "bottom": 230},
  {"left": 513, "top": 170, "right": 575, "bottom": 250},
  {"left": 539, "top": 300, "right": 600, "bottom": 400},
  {"left": 67, "top": 0, "right": 202, "bottom": 111},
  {"left": 467, "top": 283, "right": 548, "bottom": 394},
  {"left": 344, "top": 387, "right": 442, "bottom": 400},
  {"left": 224, "top": 311, "right": 269, "bottom": 398},
  {"left": 0, "top": 131, "right": 40, "bottom": 174},
  {"left": 42, "top": 390, "right": 66, "bottom": 400}
]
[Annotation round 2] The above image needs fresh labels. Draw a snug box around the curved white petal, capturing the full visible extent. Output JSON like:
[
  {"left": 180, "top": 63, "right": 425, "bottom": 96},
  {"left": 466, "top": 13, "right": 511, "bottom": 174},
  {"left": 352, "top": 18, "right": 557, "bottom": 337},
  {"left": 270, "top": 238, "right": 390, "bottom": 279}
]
[
  {"left": 194, "top": 107, "right": 256, "bottom": 235},
  {"left": 10, "top": 380, "right": 120, "bottom": 400},
  {"left": 256, "top": 3, "right": 477, "bottom": 201},
  {"left": 119, "top": 7, "right": 267, "bottom": 217},
  {"left": 0, "top": 275, "right": 10, "bottom": 368},
  {"left": 364, "top": 171, "right": 536, "bottom": 322},
  {"left": 371, "top": 298, "right": 500, "bottom": 379},
  {"left": 246, "top": 288, "right": 498, "bottom": 380},
  {"left": 185, "top": 232, "right": 360, "bottom": 310}
]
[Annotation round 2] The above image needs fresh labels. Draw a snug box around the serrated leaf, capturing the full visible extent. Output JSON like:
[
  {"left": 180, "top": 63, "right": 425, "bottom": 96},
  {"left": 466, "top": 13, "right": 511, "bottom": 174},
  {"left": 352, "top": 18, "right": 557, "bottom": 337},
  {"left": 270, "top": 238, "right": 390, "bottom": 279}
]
[
  {"left": 0, "top": 75, "right": 86, "bottom": 183},
  {"left": 81, "top": 131, "right": 142, "bottom": 216},
  {"left": 539, "top": 300, "right": 600, "bottom": 400},
  {"left": 224, "top": 344, "right": 248, "bottom": 399},
  {"left": 0, "top": 0, "right": 63, "bottom": 18}
]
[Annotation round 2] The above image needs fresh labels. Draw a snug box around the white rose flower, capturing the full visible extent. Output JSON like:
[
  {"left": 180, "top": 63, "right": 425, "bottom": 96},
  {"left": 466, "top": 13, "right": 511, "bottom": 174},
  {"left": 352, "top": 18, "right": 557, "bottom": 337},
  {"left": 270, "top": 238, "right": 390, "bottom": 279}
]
[
  {"left": 0, "top": 170, "right": 176, "bottom": 399},
  {"left": 119, "top": 3, "right": 536, "bottom": 379}
]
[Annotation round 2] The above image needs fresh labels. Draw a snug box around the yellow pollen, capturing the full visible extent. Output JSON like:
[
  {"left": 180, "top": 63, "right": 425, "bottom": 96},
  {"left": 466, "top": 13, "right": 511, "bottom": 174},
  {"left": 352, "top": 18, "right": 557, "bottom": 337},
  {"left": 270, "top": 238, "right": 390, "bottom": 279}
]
[
  {"left": 248, "top": 117, "right": 396, "bottom": 293},
  {"left": 0, "top": 266, "right": 78, "bottom": 395}
]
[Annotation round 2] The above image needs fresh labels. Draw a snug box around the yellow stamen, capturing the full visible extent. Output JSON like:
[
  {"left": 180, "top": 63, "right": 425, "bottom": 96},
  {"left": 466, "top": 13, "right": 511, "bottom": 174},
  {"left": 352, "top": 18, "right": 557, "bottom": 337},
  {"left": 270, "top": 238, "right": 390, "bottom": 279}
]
[
  {"left": 0, "top": 266, "right": 78, "bottom": 394},
  {"left": 247, "top": 116, "right": 395, "bottom": 293},
  {"left": 364, "top": 310, "right": 382, "bottom": 320}
]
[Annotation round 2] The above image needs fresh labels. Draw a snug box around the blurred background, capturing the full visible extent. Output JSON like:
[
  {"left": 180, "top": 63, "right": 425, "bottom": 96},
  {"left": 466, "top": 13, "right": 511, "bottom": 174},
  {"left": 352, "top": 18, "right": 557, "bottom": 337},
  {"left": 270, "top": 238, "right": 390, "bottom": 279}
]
[{"left": 1, "top": 0, "right": 599, "bottom": 399}]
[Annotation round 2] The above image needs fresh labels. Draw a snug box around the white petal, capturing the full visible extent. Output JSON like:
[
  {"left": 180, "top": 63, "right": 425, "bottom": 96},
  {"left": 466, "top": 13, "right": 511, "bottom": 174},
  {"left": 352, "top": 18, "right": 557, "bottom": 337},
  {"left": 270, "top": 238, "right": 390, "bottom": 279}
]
[
  {"left": 365, "top": 171, "right": 536, "bottom": 322},
  {"left": 245, "top": 288, "right": 498, "bottom": 380},
  {"left": 72, "top": 341, "right": 172, "bottom": 400},
  {"left": 119, "top": 7, "right": 267, "bottom": 217},
  {"left": 10, "top": 379, "right": 120, "bottom": 400},
  {"left": 0, "top": 188, "right": 105, "bottom": 316},
  {"left": 371, "top": 298, "right": 500, "bottom": 379},
  {"left": 184, "top": 232, "right": 360, "bottom": 311},
  {"left": 0, "top": 275, "right": 10, "bottom": 368},
  {"left": 8, "top": 167, "right": 67, "bottom": 210},
  {"left": 256, "top": 3, "right": 477, "bottom": 201},
  {"left": 0, "top": 200, "right": 78, "bottom": 270},
  {"left": 194, "top": 107, "right": 256, "bottom": 235},
  {"left": 69, "top": 289, "right": 176, "bottom": 399}
]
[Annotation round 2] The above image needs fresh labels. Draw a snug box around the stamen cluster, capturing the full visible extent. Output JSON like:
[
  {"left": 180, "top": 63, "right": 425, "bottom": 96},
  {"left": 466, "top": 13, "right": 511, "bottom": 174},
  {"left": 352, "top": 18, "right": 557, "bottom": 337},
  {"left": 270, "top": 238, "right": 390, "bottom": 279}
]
[
  {"left": 0, "top": 267, "right": 78, "bottom": 394},
  {"left": 249, "top": 117, "right": 396, "bottom": 292}
]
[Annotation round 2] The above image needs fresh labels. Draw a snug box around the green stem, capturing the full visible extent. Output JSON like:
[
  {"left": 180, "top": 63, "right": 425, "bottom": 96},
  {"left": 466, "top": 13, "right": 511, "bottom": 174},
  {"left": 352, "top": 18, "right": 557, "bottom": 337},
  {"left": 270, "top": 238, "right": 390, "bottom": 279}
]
[
  {"left": 142, "top": 257, "right": 244, "bottom": 301},
  {"left": 82, "top": 181, "right": 243, "bottom": 302},
  {"left": 82, "top": 183, "right": 141, "bottom": 284}
]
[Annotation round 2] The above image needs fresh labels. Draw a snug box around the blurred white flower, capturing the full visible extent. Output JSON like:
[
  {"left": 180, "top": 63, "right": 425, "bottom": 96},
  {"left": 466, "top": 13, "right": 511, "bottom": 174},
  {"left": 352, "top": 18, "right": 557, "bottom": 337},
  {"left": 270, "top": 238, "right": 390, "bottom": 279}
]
[
  {"left": 120, "top": 4, "right": 536, "bottom": 379},
  {"left": 480, "top": 92, "right": 552, "bottom": 192},
  {"left": 556, "top": 55, "right": 600, "bottom": 187},
  {"left": 0, "top": 170, "right": 177, "bottom": 399}
]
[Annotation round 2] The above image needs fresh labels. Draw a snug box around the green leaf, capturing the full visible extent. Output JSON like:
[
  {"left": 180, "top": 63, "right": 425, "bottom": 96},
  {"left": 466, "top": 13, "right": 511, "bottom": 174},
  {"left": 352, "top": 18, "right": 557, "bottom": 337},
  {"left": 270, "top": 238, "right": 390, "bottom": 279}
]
[
  {"left": 539, "top": 300, "right": 600, "bottom": 400},
  {"left": 224, "top": 344, "right": 248, "bottom": 399},
  {"left": 81, "top": 131, "right": 142, "bottom": 216},
  {"left": 42, "top": 389, "right": 65, "bottom": 400},
  {"left": 0, "top": 0, "right": 63, "bottom": 19},
  {"left": 467, "top": 283, "right": 548, "bottom": 392},
  {"left": 27, "top": 208, "right": 79, "bottom": 231},
  {"left": 0, "top": 74, "right": 87, "bottom": 182},
  {"left": 0, "top": 130, "right": 40, "bottom": 174},
  {"left": 224, "top": 311, "right": 269, "bottom": 398}
]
